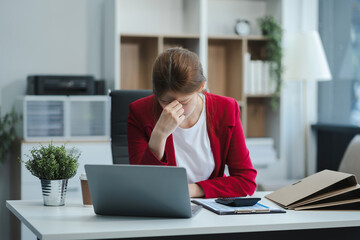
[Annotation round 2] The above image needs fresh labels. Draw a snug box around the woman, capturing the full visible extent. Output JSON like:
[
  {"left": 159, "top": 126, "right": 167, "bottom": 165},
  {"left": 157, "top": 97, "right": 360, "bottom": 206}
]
[{"left": 127, "top": 47, "right": 257, "bottom": 198}]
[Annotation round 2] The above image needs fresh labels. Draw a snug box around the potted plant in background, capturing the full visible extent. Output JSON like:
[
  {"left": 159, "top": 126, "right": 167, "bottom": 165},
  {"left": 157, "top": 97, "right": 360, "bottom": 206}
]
[
  {"left": 0, "top": 108, "right": 20, "bottom": 166},
  {"left": 0, "top": 107, "right": 21, "bottom": 240},
  {"left": 22, "top": 143, "right": 80, "bottom": 206},
  {"left": 257, "top": 15, "right": 283, "bottom": 110}
]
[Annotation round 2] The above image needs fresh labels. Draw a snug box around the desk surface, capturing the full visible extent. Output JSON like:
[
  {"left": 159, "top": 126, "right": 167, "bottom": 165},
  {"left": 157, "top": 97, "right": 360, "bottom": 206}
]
[{"left": 7, "top": 192, "right": 360, "bottom": 240}]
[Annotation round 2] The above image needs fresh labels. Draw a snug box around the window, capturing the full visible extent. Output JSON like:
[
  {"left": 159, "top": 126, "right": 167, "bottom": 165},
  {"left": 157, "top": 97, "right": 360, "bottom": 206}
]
[{"left": 318, "top": 0, "right": 360, "bottom": 125}]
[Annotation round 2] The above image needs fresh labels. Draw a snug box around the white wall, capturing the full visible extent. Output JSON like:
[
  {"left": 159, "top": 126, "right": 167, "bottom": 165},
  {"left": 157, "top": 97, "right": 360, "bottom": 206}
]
[
  {"left": 282, "top": 0, "right": 319, "bottom": 179},
  {"left": 117, "top": 0, "right": 185, "bottom": 34},
  {"left": 0, "top": 1, "right": 105, "bottom": 239},
  {"left": 207, "top": 0, "right": 267, "bottom": 35},
  {"left": 0, "top": 0, "right": 105, "bottom": 114}
]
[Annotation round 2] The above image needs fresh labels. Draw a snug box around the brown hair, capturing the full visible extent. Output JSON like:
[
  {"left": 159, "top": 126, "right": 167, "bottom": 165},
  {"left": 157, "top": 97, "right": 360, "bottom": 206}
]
[{"left": 152, "top": 47, "right": 206, "bottom": 99}]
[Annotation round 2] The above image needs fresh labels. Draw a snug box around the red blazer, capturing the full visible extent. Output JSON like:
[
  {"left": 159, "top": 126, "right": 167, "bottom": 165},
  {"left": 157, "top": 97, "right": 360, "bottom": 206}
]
[{"left": 127, "top": 92, "right": 257, "bottom": 198}]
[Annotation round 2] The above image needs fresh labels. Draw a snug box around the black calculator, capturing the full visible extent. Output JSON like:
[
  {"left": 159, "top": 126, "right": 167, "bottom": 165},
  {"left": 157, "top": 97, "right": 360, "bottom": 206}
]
[{"left": 215, "top": 197, "right": 261, "bottom": 207}]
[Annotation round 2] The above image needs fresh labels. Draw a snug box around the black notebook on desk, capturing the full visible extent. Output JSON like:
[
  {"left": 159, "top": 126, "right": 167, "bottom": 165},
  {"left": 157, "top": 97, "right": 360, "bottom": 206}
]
[{"left": 191, "top": 199, "right": 286, "bottom": 215}]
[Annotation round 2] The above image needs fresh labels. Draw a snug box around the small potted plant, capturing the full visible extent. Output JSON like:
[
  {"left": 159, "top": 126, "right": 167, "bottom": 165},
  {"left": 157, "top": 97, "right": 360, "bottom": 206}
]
[{"left": 22, "top": 143, "right": 80, "bottom": 206}]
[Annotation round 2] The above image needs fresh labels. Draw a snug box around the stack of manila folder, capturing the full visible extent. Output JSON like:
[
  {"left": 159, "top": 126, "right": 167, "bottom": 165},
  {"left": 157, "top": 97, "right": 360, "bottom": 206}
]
[{"left": 265, "top": 170, "right": 360, "bottom": 210}]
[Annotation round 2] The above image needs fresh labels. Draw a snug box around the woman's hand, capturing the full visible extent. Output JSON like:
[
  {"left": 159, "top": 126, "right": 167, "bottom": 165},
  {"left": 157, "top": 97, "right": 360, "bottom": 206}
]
[
  {"left": 154, "top": 100, "right": 186, "bottom": 138},
  {"left": 189, "top": 183, "right": 205, "bottom": 198},
  {"left": 148, "top": 100, "right": 185, "bottom": 160}
]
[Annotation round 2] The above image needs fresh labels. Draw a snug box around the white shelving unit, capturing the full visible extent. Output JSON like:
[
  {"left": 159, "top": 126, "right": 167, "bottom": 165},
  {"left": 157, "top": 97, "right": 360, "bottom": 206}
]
[
  {"left": 104, "top": 0, "right": 283, "bottom": 165},
  {"left": 104, "top": 0, "right": 281, "bottom": 89}
]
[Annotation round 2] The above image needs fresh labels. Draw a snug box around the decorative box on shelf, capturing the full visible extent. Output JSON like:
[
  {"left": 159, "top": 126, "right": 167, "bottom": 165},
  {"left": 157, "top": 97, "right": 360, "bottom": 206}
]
[{"left": 22, "top": 95, "right": 110, "bottom": 141}]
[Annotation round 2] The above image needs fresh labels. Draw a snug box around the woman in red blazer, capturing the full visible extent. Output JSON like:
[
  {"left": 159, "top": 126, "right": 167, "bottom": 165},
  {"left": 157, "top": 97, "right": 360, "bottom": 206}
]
[{"left": 127, "top": 47, "right": 257, "bottom": 198}]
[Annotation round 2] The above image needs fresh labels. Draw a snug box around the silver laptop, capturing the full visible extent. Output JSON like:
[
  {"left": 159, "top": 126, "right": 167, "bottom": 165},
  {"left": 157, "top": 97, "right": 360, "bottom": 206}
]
[{"left": 85, "top": 164, "right": 201, "bottom": 218}]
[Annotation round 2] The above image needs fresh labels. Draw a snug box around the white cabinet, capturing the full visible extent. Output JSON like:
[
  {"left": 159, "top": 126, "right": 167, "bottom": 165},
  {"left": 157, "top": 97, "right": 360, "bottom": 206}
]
[
  {"left": 20, "top": 91, "right": 111, "bottom": 240},
  {"left": 20, "top": 141, "right": 113, "bottom": 240},
  {"left": 23, "top": 95, "right": 110, "bottom": 141}
]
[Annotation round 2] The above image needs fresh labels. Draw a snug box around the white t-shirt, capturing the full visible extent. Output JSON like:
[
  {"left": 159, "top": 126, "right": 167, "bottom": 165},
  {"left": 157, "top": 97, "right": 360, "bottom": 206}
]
[{"left": 172, "top": 93, "right": 215, "bottom": 184}]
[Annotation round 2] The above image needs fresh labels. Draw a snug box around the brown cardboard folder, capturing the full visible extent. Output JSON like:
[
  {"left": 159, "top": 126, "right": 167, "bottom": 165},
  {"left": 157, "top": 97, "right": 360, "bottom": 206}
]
[{"left": 265, "top": 169, "right": 360, "bottom": 210}]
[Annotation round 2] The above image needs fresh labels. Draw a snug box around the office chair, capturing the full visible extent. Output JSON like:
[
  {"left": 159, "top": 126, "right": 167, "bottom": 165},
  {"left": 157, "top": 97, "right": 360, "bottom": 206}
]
[
  {"left": 110, "top": 90, "right": 152, "bottom": 164},
  {"left": 338, "top": 134, "right": 360, "bottom": 181}
]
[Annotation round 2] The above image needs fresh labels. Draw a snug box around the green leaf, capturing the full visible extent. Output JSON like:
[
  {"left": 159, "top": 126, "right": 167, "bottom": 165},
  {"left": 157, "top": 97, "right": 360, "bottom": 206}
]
[
  {"left": 257, "top": 15, "right": 283, "bottom": 111},
  {"left": 0, "top": 107, "right": 20, "bottom": 165},
  {"left": 21, "top": 142, "right": 81, "bottom": 180}
]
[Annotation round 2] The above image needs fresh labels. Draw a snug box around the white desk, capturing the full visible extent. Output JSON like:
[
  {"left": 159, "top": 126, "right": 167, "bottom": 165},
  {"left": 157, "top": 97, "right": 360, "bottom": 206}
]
[{"left": 7, "top": 192, "right": 360, "bottom": 240}]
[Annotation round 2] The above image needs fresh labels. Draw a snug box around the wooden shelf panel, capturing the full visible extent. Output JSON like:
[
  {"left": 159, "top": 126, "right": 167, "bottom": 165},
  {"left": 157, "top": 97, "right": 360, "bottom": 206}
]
[
  {"left": 121, "top": 33, "right": 200, "bottom": 39},
  {"left": 163, "top": 37, "right": 200, "bottom": 56},
  {"left": 120, "top": 36, "right": 159, "bottom": 90},
  {"left": 207, "top": 39, "right": 244, "bottom": 100},
  {"left": 246, "top": 97, "right": 279, "bottom": 138},
  {"left": 246, "top": 94, "right": 273, "bottom": 98},
  {"left": 162, "top": 34, "right": 200, "bottom": 39},
  {"left": 208, "top": 35, "right": 267, "bottom": 40},
  {"left": 246, "top": 98, "right": 266, "bottom": 137}
]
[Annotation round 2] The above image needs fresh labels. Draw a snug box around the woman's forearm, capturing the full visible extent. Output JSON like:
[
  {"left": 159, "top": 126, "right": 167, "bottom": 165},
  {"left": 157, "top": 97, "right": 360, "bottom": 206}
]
[
  {"left": 189, "top": 183, "right": 205, "bottom": 198},
  {"left": 148, "top": 130, "right": 167, "bottom": 160}
]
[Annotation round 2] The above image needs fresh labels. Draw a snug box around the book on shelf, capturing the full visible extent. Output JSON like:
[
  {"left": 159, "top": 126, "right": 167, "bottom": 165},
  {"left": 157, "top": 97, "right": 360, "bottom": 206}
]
[
  {"left": 255, "top": 60, "right": 262, "bottom": 94},
  {"left": 243, "top": 54, "right": 274, "bottom": 95},
  {"left": 265, "top": 170, "right": 360, "bottom": 210},
  {"left": 262, "top": 61, "right": 268, "bottom": 93}
]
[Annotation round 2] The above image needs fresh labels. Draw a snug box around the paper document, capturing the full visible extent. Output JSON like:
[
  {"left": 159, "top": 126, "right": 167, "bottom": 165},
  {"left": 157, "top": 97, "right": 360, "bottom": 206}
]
[{"left": 191, "top": 199, "right": 286, "bottom": 215}]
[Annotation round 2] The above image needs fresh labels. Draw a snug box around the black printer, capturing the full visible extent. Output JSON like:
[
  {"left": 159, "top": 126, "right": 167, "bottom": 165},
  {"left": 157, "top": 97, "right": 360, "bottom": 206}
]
[{"left": 27, "top": 75, "right": 96, "bottom": 95}]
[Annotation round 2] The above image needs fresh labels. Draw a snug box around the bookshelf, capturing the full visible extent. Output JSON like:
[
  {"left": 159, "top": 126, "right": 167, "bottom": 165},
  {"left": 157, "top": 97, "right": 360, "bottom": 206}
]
[{"left": 105, "top": 0, "right": 282, "bottom": 157}]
